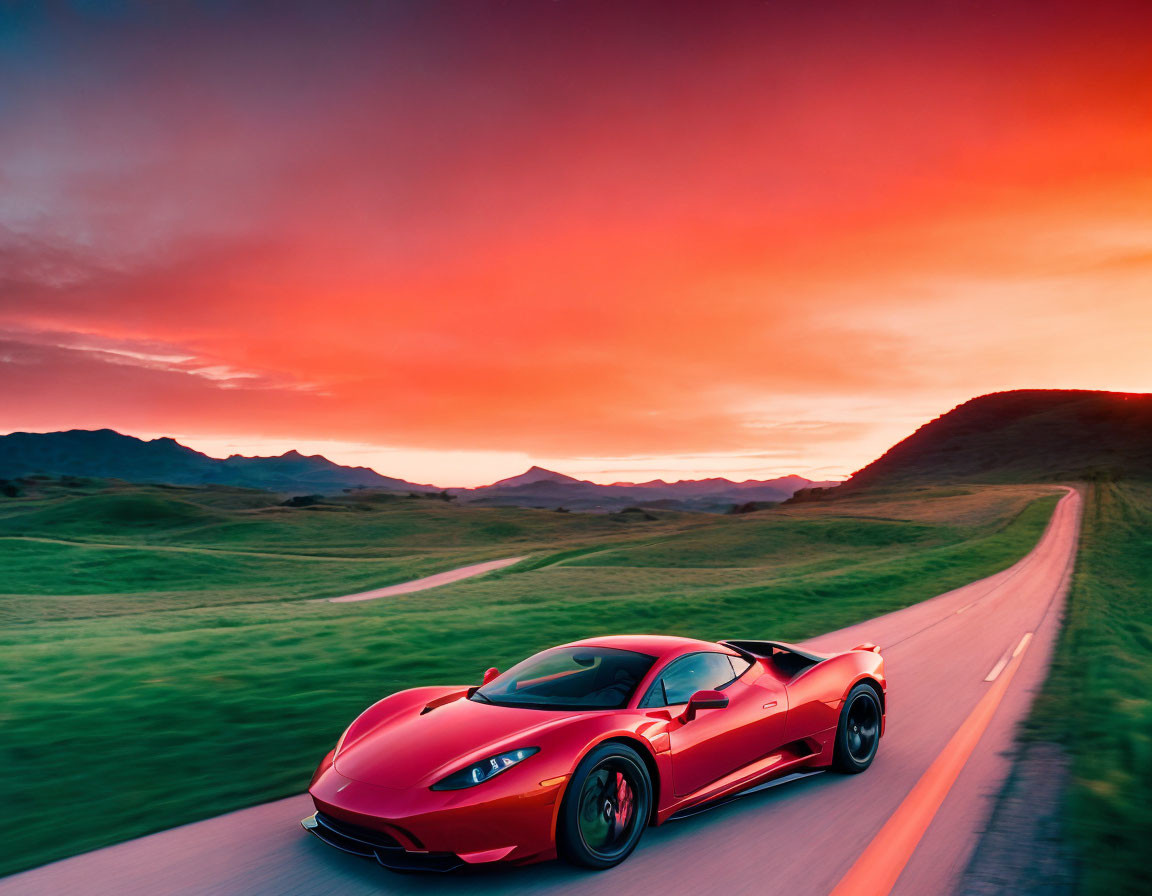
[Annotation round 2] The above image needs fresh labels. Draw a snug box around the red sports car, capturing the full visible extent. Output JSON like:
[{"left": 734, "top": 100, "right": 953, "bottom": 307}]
[{"left": 302, "top": 634, "right": 886, "bottom": 872}]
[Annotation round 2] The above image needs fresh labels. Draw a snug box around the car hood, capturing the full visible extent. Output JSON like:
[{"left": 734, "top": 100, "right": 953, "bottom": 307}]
[{"left": 333, "top": 695, "right": 584, "bottom": 788}]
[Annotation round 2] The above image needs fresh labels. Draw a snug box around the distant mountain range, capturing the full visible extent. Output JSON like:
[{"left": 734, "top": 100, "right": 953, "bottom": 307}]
[
  {"left": 0, "top": 429, "right": 439, "bottom": 495},
  {"left": 834, "top": 389, "right": 1152, "bottom": 493},
  {"left": 454, "top": 466, "right": 834, "bottom": 512},
  {"left": 0, "top": 429, "right": 834, "bottom": 511}
]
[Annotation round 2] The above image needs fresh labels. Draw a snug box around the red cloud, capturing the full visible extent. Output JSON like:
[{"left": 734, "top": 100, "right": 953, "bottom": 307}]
[{"left": 2, "top": 2, "right": 1151, "bottom": 472}]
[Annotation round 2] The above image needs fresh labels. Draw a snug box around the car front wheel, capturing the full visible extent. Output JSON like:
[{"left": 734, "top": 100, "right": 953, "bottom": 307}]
[{"left": 557, "top": 742, "right": 652, "bottom": 869}]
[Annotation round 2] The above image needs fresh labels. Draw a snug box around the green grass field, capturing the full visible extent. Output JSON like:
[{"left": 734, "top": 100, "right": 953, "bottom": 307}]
[
  {"left": 1026, "top": 482, "right": 1152, "bottom": 894},
  {"left": 0, "top": 480, "right": 1059, "bottom": 876}
]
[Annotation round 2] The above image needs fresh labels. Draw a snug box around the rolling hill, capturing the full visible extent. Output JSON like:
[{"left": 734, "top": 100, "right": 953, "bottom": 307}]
[{"left": 843, "top": 389, "right": 1152, "bottom": 490}]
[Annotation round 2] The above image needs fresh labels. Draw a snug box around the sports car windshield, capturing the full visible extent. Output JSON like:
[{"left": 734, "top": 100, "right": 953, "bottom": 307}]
[{"left": 473, "top": 646, "right": 656, "bottom": 710}]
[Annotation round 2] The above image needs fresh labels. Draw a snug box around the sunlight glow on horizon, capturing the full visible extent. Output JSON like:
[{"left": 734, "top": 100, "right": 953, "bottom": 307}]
[{"left": 149, "top": 434, "right": 861, "bottom": 489}]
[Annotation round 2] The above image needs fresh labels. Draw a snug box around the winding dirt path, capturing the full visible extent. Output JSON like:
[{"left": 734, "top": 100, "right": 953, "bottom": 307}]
[{"left": 328, "top": 557, "right": 526, "bottom": 602}]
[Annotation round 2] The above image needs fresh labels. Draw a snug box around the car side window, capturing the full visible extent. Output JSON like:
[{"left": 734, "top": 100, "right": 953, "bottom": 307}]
[
  {"left": 729, "top": 654, "right": 754, "bottom": 679},
  {"left": 642, "top": 652, "right": 741, "bottom": 707}
]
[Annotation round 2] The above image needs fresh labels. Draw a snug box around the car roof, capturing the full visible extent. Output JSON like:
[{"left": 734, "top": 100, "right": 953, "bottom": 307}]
[{"left": 558, "top": 634, "right": 731, "bottom": 659}]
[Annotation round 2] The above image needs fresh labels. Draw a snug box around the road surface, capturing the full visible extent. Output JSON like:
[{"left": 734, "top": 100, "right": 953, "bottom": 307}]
[
  {"left": 328, "top": 557, "right": 525, "bottom": 602},
  {"left": 0, "top": 489, "right": 1080, "bottom": 896}
]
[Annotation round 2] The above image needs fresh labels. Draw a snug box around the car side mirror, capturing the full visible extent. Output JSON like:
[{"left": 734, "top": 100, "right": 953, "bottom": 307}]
[
  {"left": 482, "top": 667, "right": 500, "bottom": 685},
  {"left": 681, "top": 689, "right": 729, "bottom": 723}
]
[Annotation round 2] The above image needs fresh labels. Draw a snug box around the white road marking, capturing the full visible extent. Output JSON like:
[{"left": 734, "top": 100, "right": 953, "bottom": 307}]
[
  {"left": 985, "top": 632, "right": 1033, "bottom": 682},
  {"left": 983, "top": 654, "right": 1010, "bottom": 683}
]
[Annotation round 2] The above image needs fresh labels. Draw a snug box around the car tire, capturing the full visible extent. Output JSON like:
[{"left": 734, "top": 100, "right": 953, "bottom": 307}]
[
  {"left": 832, "top": 683, "right": 883, "bottom": 773},
  {"left": 557, "top": 742, "right": 652, "bottom": 869}
]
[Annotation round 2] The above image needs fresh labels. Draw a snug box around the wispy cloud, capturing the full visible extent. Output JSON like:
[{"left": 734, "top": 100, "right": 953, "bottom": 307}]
[{"left": 0, "top": 327, "right": 321, "bottom": 393}]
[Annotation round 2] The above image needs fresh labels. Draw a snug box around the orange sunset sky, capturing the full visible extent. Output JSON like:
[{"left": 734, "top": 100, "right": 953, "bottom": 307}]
[{"left": 2, "top": 1, "right": 1151, "bottom": 486}]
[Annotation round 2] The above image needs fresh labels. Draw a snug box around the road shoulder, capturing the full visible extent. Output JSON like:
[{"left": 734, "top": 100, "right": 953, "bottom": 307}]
[{"left": 955, "top": 742, "right": 1075, "bottom": 896}]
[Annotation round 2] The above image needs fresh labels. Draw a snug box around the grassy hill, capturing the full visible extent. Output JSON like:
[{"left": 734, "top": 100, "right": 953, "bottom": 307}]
[
  {"left": 844, "top": 390, "right": 1152, "bottom": 490},
  {"left": 0, "top": 478, "right": 1058, "bottom": 875}
]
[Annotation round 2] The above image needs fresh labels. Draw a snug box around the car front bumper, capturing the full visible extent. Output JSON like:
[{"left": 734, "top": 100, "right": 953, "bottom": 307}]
[
  {"left": 301, "top": 811, "right": 466, "bottom": 872},
  {"left": 305, "top": 758, "right": 565, "bottom": 871}
]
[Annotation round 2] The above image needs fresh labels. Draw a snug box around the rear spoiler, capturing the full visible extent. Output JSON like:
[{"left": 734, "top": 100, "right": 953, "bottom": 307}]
[
  {"left": 722, "top": 640, "right": 827, "bottom": 680},
  {"left": 721, "top": 640, "right": 828, "bottom": 664},
  {"left": 721, "top": 639, "right": 880, "bottom": 661}
]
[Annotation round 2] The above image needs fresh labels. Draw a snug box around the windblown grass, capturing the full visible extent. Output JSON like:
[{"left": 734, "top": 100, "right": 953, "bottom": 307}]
[{"left": 1026, "top": 483, "right": 1152, "bottom": 894}]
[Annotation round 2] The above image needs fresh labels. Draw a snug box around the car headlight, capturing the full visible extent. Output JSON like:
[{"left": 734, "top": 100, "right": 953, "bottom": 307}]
[{"left": 430, "top": 747, "right": 540, "bottom": 791}]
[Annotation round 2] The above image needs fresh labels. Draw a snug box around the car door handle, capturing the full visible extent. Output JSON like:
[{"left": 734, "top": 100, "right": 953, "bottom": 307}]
[{"left": 762, "top": 701, "right": 777, "bottom": 709}]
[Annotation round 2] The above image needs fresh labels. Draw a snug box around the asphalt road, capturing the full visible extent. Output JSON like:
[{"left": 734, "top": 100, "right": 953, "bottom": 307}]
[{"left": 0, "top": 488, "right": 1081, "bottom": 896}]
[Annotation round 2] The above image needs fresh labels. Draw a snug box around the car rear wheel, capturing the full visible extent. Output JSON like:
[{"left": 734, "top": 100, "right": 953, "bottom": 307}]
[
  {"left": 558, "top": 743, "right": 652, "bottom": 869},
  {"left": 833, "top": 683, "right": 882, "bottom": 773}
]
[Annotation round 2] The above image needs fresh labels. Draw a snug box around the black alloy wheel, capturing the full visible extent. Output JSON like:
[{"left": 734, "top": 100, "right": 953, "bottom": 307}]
[
  {"left": 833, "top": 683, "right": 882, "bottom": 773},
  {"left": 558, "top": 743, "right": 652, "bottom": 869}
]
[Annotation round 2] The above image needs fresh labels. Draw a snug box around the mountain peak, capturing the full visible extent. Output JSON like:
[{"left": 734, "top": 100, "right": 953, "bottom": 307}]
[{"left": 488, "top": 466, "right": 582, "bottom": 489}]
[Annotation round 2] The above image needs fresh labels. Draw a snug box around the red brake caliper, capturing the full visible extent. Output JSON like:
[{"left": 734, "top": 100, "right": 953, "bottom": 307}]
[{"left": 614, "top": 772, "right": 632, "bottom": 834}]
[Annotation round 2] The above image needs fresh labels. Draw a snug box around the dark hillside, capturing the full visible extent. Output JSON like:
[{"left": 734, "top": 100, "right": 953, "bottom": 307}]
[
  {"left": 0, "top": 429, "right": 435, "bottom": 495},
  {"left": 846, "top": 390, "right": 1152, "bottom": 490}
]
